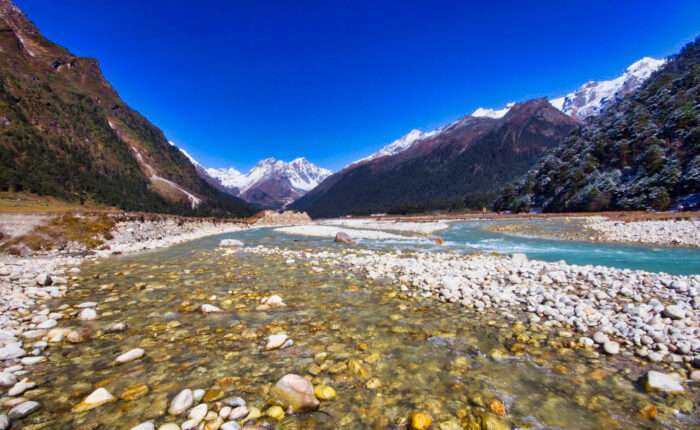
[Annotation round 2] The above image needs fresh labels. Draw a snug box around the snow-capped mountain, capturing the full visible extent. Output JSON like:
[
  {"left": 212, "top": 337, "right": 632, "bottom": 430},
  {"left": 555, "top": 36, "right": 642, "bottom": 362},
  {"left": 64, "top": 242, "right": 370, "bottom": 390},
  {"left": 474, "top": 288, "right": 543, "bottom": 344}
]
[
  {"left": 471, "top": 102, "right": 515, "bottom": 119},
  {"left": 201, "top": 157, "right": 331, "bottom": 208},
  {"left": 471, "top": 57, "right": 666, "bottom": 122},
  {"left": 353, "top": 129, "right": 438, "bottom": 165},
  {"left": 550, "top": 57, "right": 666, "bottom": 120}
]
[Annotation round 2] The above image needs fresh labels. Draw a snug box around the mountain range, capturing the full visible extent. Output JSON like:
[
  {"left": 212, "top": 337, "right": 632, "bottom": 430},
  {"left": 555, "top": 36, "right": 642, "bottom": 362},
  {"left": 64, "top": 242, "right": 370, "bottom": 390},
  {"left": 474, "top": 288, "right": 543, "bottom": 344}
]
[
  {"left": 290, "top": 56, "right": 668, "bottom": 217},
  {"left": 186, "top": 156, "right": 331, "bottom": 209},
  {"left": 0, "top": 0, "right": 254, "bottom": 217}
]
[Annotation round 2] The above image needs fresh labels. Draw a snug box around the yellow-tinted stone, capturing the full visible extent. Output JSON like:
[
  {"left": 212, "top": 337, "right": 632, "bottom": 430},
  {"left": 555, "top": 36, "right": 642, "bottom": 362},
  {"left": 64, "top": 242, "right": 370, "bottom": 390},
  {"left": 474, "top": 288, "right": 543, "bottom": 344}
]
[
  {"left": 119, "top": 384, "right": 149, "bottom": 401},
  {"left": 410, "top": 411, "right": 433, "bottom": 430},
  {"left": 266, "top": 405, "right": 285, "bottom": 420},
  {"left": 203, "top": 388, "right": 224, "bottom": 402},
  {"left": 489, "top": 399, "right": 506, "bottom": 416},
  {"left": 314, "top": 385, "right": 336, "bottom": 401}
]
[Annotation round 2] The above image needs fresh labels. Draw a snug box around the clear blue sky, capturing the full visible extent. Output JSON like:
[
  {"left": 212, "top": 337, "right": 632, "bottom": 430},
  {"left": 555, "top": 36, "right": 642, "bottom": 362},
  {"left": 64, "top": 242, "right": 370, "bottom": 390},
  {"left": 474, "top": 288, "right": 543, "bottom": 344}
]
[{"left": 15, "top": 0, "right": 700, "bottom": 171}]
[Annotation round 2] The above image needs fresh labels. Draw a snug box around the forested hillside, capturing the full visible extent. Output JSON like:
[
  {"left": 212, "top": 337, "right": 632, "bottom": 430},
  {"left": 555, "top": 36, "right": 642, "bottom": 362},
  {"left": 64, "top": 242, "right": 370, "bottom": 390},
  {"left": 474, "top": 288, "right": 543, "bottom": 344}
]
[{"left": 495, "top": 37, "right": 700, "bottom": 212}]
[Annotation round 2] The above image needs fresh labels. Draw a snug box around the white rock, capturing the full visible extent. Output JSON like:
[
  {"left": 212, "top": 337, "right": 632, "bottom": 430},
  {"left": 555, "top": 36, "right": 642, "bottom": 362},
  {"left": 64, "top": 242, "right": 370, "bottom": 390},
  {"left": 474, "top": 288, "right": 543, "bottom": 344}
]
[
  {"left": 0, "top": 414, "right": 8, "bottom": 430},
  {"left": 8, "top": 400, "right": 40, "bottom": 419},
  {"left": 644, "top": 370, "right": 684, "bottom": 393},
  {"left": 603, "top": 341, "right": 620, "bottom": 355},
  {"left": 115, "top": 348, "right": 145, "bottom": 364},
  {"left": 131, "top": 422, "right": 155, "bottom": 430},
  {"left": 158, "top": 424, "right": 181, "bottom": 430},
  {"left": 79, "top": 387, "right": 115, "bottom": 407},
  {"left": 78, "top": 308, "right": 97, "bottom": 321},
  {"left": 663, "top": 305, "right": 685, "bottom": 320},
  {"left": 265, "top": 333, "right": 292, "bottom": 350},
  {"left": 168, "top": 388, "right": 193, "bottom": 415},
  {"left": 221, "top": 422, "right": 241, "bottom": 430},
  {"left": 188, "top": 403, "right": 208, "bottom": 423},
  {"left": 261, "top": 295, "right": 286, "bottom": 307},
  {"left": 0, "top": 372, "right": 18, "bottom": 387},
  {"left": 35, "top": 274, "right": 52, "bottom": 286},
  {"left": 20, "top": 356, "right": 45, "bottom": 365},
  {"left": 36, "top": 319, "right": 57, "bottom": 329},
  {"left": 219, "top": 239, "right": 244, "bottom": 247},
  {"left": 200, "top": 304, "right": 223, "bottom": 314},
  {"left": 8, "top": 379, "right": 36, "bottom": 396}
]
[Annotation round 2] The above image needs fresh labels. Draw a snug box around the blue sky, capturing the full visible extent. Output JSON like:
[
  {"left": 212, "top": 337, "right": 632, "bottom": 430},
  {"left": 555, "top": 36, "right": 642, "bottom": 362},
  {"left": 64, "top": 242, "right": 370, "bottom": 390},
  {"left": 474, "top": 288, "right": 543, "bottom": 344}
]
[{"left": 15, "top": 0, "right": 700, "bottom": 171}]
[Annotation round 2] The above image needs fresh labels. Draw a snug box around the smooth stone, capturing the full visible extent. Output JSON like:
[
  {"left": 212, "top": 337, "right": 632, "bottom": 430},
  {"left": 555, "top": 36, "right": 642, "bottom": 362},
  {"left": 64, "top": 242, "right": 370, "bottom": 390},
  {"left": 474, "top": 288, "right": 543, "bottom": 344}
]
[
  {"left": 228, "top": 405, "right": 249, "bottom": 420},
  {"left": 261, "top": 295, "right": 285, "bottom": 307},
  {"left": 0, "top": 415, "right": 7, "bottom": 430},
  {"left": 663, "top": 305, "right": 685, "bottom": 320},
  {"left": 189, "top": 403, "right": 208, "bottom": 423},
  {"left": 270, "top": 374, "right": 319, "bottom": 413},
  {"left": 20, "top": 356, "right": 45, "bottom": 365},
  {"left": 73, "top": 388, "right": 116, "bottom": 412},
  {"left": 36, "top": 319, "right": 57, "bottom": 329},
  {"left": 219, "top": 406, "right": 232, "bottom": 418},
  {"left": 593, "top": 331, "right": 608, "bottom": 344},
  {"left": 168, "top": 389, "right": 194, "bottom": 415},
  {"left": 77, "top": 302, "right": 97, "bottom": 308},
  {"left": 106, "top": 322, "right": 127, "bottom": 332},
  {"left": 265, "top": 333, "right": 292, "bottom": 350},
  {"left": 643, "top": 370, "right": 685, "bottom": 393},
  {"left": 201, "top": 304, "right": 223, "bottom": 313},
  {"left": 8, "top": 380, "right": 36, "bottom": 396},
  {"left": 265, "top": 405, "right": 285, "bottom": 420},
  {"left": 35, "top": 274, "right": 52, "bottom": 286},
  {"left": 193, "top": 388, "right": 205, "bottom": 402},
  {"left": 78, "top": 308, "right": 97, "bottom": 321},
  {"left": 8, "top": 400, "right": 40, "bottom": 419},
  {"left": 334, "top": 232, "right": 353, "bottom": 244},
  {"left": 314, "top": 385, "right": 336, "bottom": 401},
  {"left": 116, "top": 348, "right": 145, "bottom": 363},
  {"left": 219, "top": 239, "right": 244, "bottom": 247},
  {"left": 603, "top": 341, "right": 620, "bottom": 355},
  {"left": 221, "top": 422, "right": 241, "bottom": 430},
  {"left": 158, "top": 424, "right": 181, "bottom": 430},
  {"left": 223, "top": 397, "right": 246, "bottom": 408},
  {"left": 131, "top": 422, "right": 155, "bottom": 430},
  {"left": 410, "top": 411, "right": 433, "bottom": 430},
  {"left": 0, "top": 372, "right": 17, "bottom": 387}
]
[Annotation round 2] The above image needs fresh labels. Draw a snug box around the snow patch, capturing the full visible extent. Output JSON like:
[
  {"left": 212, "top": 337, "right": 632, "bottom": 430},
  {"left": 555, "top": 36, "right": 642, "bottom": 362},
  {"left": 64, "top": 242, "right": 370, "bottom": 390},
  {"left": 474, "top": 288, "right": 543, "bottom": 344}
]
[{"left": 471, "top": 102, "right": 515, "bottom": 119}]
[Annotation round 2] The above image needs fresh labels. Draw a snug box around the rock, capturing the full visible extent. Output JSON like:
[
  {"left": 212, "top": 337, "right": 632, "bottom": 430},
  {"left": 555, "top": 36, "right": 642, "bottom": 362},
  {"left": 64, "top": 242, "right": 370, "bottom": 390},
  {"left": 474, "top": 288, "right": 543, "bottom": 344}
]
[
  {"left": 158, "top": 424, "right": 180, "bottom": 430},
  {"left": 193, "top": 388, "right": 205, "bottom": 402},
  {"left": 67, "top": 327, "right": 91, "bottom": 343},
  {"left": 663, "top": 305, "right": 685, "bottom": 320},
  {"left": 116, "top": 348, "right": 145, "bottom": 363},
  {"left": 131, "top": 422, "right": 155, "bottom": 430},
  {"left": 36, "top": 319, "right": 57, "bottom": 329},
  {"left": 73, "top": 388, "right": 116, "bottom": 412},
  {"left": 78, "top": 308, "right": 97, "bottom": 321},
  {"left": 510, "top": 253, "right": 528, "bottom": 265},
  {"left": 106, "top": 322, "right": 128, "bottom": 332},
  {"left": 35, "top": 274, "right": 52, "bottom": 286},
  {"left": 643, "top": 370, "right": 684, "bottom": 393},
  {"left": 261, "top": 295, "right": 286, "bottom": 307},
  {"left": 228, "top": 405, "right": 249, "bottom": 420},
  {"left": 0, "top": 372, "right": 17, "bottom": 387},
  {"left": 201, "top": 304, "right": 223, "bottom": 314},
  {"left": 8, "top": 400, "right": 40, "bottom": 419},
  {"left": 410, "top": 411, "right": 433, "bottom": 430},
  {"left": 270, "top": 374, "right": 319, "bottom": 413},
  {"left": 220, "top": 406, "right": 232, "bottom": 418},
  {"left": 334, "top": 232, "right": 353, "bottom": 244},
  {"left": 219, "top": 239, "right": 244, "bottom": 247},
  {"left": 0, "top": 343, "right": 25, "bottom": 360},
  {"left": 489, "top": 399, "right": 506, "bottom": 416},
  {"left": 119, "top": 383, "right": 150, "bottom": 401},
  {"left": 593, "top": 331, "right": 609, "bottom": 344},
  {"left": 77, "top": 302, "right": 97, "bottom": 308},
  {"left": 20, "top": 356, "right": 45, "bottom": 365},
  {"left": 168, "top": 388, "right": 194, "bottom": 415},
  {"left": 265, "top": 333, "right": 292, "bottom": 350},
  {"left": 603, "top": 341, "right": 620, "bottom": 355},
  {"left": 189, "top": 403, "right": 208, "bottom": 423},
  {"left": 221, "top": 422, "right": 241, "bottom": 430},
  {"left": 314, "top": 385, "right": 336, "bottom": 401},
  {"left": 8, "top": 379, "right": 36, "bottom": 396},
  {"left": 265, "top": 405, "right": 285, "bottom": 420},
  {"left": 0, "top": 415, "right": 7, "bottom": 430},
  {"left": 223, "top": 397, "right": 246, "bottom": 408}
]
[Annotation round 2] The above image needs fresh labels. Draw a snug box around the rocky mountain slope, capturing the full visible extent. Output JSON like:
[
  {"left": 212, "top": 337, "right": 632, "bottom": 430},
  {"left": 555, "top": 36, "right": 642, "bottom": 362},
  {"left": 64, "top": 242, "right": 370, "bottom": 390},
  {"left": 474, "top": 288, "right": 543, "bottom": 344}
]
[
  {"left": 291, "top": 99, "right": 578, "bottom": 217},
  {"left": 0, "top": 0, "right": 254, "bottom": 217},
  {"left": 189, "top": 157, "right": 331, "bottom": 209},
  {"left": 495, "top": 37, "right": 700, "bottom": 212},
  {"left": 473, "top": 57, "right": 666, "bottom": 121}
]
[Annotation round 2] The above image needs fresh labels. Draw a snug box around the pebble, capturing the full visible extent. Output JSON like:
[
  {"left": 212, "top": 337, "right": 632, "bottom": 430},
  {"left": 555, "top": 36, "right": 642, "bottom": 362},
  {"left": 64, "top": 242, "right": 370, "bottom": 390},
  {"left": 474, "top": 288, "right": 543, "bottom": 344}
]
[
  {"left": 188, "top": 403, "right": 208, "bottom": 423},
  {"left": 201, "top": 304, "right": 223, "bottom": 313},
  {"left": 0, "top": 415, "right": 7, "bottom": 430},
  {"left": 0, "top": 372, "right": 17, "bottom": 387},
  {"left": 8, "top": 379, "right": 35, "bottom": 396},
  {"left": 158, "top": 424, "right": 180, "bottom": 430},
  {"left": 131, "top": 422, "right": 155, "bottom": 430},
  {"left": 643, "top": 370, "right": 685, "bottom": 393},
  {"left": 169, "top": 388, "right": 194, "bottom": 415},
  {"left": 270, "top": 374, "right": 319, "bottom": 412},
  {"left": 8, "top": 400, "right": 40, "bottom": 420},
  {"left": 410, "top": 411, "right": 433, "bottom": 430},
  {"left": 265, "top": 333, "right": 292, "bottom": 350},
  {"left": 78, "top": 308, "right": 97, "bottom": 320},
  {"left": 73, "top": 388, "right": 116, "bottom": 412},
  {"left": 221, "top": 422, "right": 241, "bottom": 430},
  {"left": 228, "top": 405, "right": 249, "bottom": 420},
  {"left": 116, "top": 348, "right": 145, "bottom": 363},
  {"left": 603, "top": 341, "right": 620, "bottom": 355}
]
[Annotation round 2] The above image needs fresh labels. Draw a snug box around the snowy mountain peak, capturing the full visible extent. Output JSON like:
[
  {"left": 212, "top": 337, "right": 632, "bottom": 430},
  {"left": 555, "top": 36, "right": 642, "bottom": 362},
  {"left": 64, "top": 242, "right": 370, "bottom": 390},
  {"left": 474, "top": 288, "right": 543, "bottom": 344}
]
[
  {"left": 551, "top": 56, "right": 667, "bottom": 120},
  {"left": 354, "top": 128, "right": 438, "bottom": 165},
  {"left": 471, "top": 102, "right": 515, "bottom": 119}
]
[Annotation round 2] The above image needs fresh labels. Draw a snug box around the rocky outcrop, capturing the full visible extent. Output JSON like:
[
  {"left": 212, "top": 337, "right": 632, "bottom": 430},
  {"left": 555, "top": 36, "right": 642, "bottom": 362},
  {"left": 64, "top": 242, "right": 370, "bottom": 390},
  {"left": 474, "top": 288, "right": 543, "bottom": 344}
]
[{"left": 252, "top": 210, "right": 311, "bottom": 225}]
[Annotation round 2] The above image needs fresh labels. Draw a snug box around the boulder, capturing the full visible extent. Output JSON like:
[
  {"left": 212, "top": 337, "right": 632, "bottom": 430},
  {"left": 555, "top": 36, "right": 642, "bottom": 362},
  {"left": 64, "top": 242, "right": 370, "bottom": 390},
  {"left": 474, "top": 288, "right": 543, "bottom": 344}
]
[
  {"left": 270, "top": 374, "right": 319, "bottom": 413},
  {"left": 334, "top": 232, "right": 353, "bottom": 244},
  {"left": 643, "top": 370, "right": 684, "bottom": 393}
]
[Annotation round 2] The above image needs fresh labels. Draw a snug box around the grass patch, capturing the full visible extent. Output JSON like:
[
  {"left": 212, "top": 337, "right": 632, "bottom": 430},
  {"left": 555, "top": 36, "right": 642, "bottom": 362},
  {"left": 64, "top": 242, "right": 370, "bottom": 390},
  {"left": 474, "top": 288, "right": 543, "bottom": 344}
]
[
  {"left": 1, "top": 213, "right": 116, "bottom": 252},
  {"left": 0, "top": 192, "right": 116, "bottom": 214}
]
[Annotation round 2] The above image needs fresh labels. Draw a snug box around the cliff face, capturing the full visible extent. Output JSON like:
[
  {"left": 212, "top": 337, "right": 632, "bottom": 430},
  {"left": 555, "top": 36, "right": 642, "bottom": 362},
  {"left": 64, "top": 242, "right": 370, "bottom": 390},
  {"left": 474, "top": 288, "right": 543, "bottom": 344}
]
[{"left": 0, "top": 0, "right": 254, "bottom": 217}]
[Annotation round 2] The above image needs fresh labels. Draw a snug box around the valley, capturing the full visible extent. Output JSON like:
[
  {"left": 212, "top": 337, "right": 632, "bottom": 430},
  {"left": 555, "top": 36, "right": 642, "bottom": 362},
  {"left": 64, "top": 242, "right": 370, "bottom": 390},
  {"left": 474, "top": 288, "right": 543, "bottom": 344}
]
[{"left": 0, "top": 0, "right": 698, "bottom": 429}]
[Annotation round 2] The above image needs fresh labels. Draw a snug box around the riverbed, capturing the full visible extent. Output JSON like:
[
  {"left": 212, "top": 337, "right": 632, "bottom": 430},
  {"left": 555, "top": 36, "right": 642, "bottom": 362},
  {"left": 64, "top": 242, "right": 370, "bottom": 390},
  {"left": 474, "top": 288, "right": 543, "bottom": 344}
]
[{"left": 11, "top": 219, "right": 700, "bottom": 429}]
